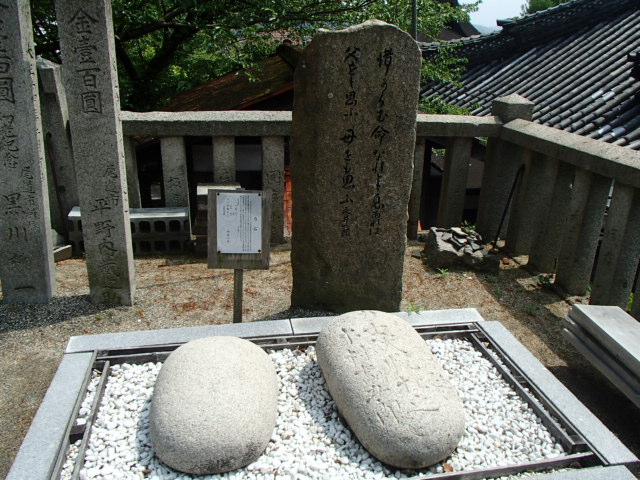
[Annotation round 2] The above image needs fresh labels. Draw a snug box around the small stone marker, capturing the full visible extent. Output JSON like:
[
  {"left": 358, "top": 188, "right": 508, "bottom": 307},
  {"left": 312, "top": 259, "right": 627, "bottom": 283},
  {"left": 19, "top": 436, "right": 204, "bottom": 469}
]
[
  {"left": 0, "top": 0, "right": 55, "bottom": 303},
  {"left": 55, "top": 0, "right": 135, "bottom": 305},
  {"left": 150, "top": 336, "right": 279, "bottom": 475},
  {"left": 291, "top": 20, "right": 421, "bottom": 313},
  {"left": 315, "top": 310, "right": 465, "bottom": 469}
]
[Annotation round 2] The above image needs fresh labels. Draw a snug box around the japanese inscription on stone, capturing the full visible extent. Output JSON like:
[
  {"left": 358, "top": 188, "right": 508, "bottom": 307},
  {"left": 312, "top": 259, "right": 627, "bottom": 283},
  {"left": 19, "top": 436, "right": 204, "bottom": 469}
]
[
  {"left": 291, "top": 20, "right": 421, "bottom": 312},
  {"left": 56, "top": 0, "right": 135, "bottom": 305},
  {"left": 0, "top": 0, "right": 55, "bottom": 303}
]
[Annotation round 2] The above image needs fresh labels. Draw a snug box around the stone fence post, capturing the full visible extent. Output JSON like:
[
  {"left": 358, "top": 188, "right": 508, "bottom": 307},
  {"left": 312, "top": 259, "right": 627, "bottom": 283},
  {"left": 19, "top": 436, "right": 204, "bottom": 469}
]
[
  {"left": 36, "top": 58, "right": 79, "bottom": 235},
  {"left": 475, "top": 94, "right": 534, "bottom": 242},
  {"left": 0, "top": 1, "right": 55, "bottom": 303},
  {"left": 55, "top": 0, "right": 135, "bottom": 305}
]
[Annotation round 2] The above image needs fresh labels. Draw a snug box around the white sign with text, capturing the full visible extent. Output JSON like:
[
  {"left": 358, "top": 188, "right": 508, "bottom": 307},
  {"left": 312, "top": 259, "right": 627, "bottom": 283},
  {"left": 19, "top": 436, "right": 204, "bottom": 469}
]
[{"left": 216, "top": 192, "right": 262, "bottom": 254}]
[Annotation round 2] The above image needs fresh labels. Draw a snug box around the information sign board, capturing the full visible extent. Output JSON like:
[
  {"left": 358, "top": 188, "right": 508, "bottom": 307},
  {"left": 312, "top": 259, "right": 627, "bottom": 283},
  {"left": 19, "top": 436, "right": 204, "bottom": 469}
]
[
  {"left": 216, "top": 192, "right": 262, "bottom": 254},
  {"left": 208, "top": 189, "right": 271, "bottom": 270}
]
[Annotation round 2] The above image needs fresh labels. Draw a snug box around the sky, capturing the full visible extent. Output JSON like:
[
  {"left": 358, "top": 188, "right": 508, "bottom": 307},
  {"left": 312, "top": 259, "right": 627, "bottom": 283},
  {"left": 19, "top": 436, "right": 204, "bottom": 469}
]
[{"left": 459, "top": 0, "right": 527, "bottom": 29}]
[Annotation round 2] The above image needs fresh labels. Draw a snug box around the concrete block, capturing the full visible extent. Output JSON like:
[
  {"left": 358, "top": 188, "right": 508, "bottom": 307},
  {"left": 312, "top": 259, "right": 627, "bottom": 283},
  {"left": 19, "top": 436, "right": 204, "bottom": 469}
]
[{"left": 568, "top": 305, "right": 640, "bottom": 378}]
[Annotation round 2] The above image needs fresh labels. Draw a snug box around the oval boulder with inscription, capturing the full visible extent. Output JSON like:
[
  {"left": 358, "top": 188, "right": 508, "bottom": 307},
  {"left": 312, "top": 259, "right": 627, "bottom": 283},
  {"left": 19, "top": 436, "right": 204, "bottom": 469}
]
[
  {"left": 316, "top": 310, "right": 465, "bottom": 468},
  {"left": 150, "top": 336, "right": 278, "bottom": 475}
]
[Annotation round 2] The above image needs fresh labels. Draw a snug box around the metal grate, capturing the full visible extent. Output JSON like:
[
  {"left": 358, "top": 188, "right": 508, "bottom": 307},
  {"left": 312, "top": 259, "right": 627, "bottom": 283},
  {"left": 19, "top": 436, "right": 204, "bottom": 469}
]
[{"left": 54, "top": 324, "right": 601, "bottom": 480}]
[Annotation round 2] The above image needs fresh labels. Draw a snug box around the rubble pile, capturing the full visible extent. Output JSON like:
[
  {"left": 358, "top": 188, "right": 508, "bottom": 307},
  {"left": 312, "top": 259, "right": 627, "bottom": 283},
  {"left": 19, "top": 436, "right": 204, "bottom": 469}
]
[{"left": 422, "top": 227, "right": 499, "bottom": 273}]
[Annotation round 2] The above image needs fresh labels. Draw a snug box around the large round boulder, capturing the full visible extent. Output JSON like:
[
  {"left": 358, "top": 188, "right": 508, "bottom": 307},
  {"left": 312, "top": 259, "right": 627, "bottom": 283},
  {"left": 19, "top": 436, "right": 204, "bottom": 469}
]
[
  {"left": 150, "top": 336, "right": 278, "bottom": 474},
  {"left": 315, "top": 310, "right": 465, "bottom": 468}
]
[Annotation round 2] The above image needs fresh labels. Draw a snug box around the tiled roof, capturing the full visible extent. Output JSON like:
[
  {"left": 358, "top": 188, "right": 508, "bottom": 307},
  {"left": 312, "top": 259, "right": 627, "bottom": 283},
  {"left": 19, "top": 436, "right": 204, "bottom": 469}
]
[{"left": 420, "top": 0, "right": 640, "bottom": 150}]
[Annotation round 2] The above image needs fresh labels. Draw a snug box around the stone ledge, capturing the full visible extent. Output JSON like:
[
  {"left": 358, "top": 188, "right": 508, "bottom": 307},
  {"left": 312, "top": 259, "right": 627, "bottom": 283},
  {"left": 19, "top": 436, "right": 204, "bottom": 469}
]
[
  {"left": 121, "top": 111, "right": 292, "bottom": 137},
  {"left": 7, "top": 352, "right": 95, "bottom": 480},
  {"left": 501, "top": 119, "right": 640, "bottom": 189},
  {"left": 65, "top": 319, "right": 294, "bottom": 353},
  {"left": 478, "top": 321, "right": 639, "bottom": 469}
]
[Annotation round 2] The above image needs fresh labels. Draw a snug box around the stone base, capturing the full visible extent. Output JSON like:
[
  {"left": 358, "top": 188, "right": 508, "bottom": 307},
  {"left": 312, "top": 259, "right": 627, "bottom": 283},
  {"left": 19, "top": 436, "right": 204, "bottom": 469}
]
[
  {"left": 53, "top": 245, "right": 72, "bottom": 262},
  {"left": 8, "top": 310, "right": 639, "bottom": 480}
]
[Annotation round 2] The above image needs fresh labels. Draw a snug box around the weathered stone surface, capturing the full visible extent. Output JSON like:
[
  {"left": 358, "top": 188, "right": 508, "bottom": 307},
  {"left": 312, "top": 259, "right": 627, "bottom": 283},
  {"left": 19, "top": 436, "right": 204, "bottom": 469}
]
[
  {"left": 56, "top": 0, "right": 135, "bottom": 305},
  {"left": 291, "top": 20, "right": 421, "bottom": 313},
  {"left": 315, "top": 310, "right": 465, "bottom": 468},
  {"left": 36, "top": 57, "right": 79, "bottom": 228},
  {"left": 150, "top": 336, "right": 278, "bottom": 474},
  {"left": 423, "top": 227, "right": 499, "bottom": 273},
  {"left": 0, "top": 0, "right": 55, "bottom": 303},
  {"left": 160, "top": 137, "right": 190, "bottom": 208}
]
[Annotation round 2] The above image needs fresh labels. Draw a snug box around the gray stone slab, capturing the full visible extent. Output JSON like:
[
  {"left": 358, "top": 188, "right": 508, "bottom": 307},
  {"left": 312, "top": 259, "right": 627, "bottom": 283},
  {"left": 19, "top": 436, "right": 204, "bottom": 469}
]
[
  {"left": 160, "top": 137, "right": 190, "bottom": 209},
  {"left": 53, "top": 245, "right": 73, "bottom": 262},
  {"left": 6, "top": 352, "right": 94, "bottom": 480},
  {"left": 291, "top": 20, "right": 421, "bottom": 313},
  {"left": 562, "top": 324, "right": 640, "bottom": 408},
  {"left": 415, "top": 114, "right": 501, "bottom": 137},
  {"left": 568, "top": 305, "right": 640, "bottom": 379},
  {"left": 479, "top": 321, "right": 639, "bottom": 469},
  {"left": 290, "top": 308, "right": 485, "bottom": 335},
  {"left": 0, "top": 0, "right": 55, "bottom": 303},
  {"left": 123, "top": 136, "right": 142, "bottom": 208},
  {"left": 121, "top": 110, "right": 292, "bottom": 137},
  {"left": 36, "top": 57, "right": 79, "bottom": 222},
  {"left": 407, "top": 137, "right": 426, "bottom": 240},
  {"left": 65, "top": 319, "right": 294, "bottom": 353},
  {"left": 56, "top": 0, "right": 135, "bottom": 305},
  {"left": 501, "top": 118, "right": 640, "bottom": 190},
  {"left": 563, "top": 318, "right": 640, "bottom": 395},
  {"left": 437, "top": 136, "right": 473, "bottom": 228},
  {"left": 290, "top": 316, "right": 333, "bottom": 335},
  {"left": 590, "top": 183, "right": 640, "bottom": 308},
  {"left": 213, "top": 136, "right": 236, "bottom": 184},
  {"left": 529, "top": 161, "right": 574, "bottom": 273},
  {"left": 555, "top": 171, "right": 609, "bottom": 296},
  {"left": 506, "top": 151, "right": 557, "bottom": 255},
  {"left": 262, "top": 136, "right": 285, "bottom": 244},
  {"left": 529, "top": 465, "right": 637, "bottom": 479},
  {"left": 395, "top": 308, "right": 485, "bottom": 327}
]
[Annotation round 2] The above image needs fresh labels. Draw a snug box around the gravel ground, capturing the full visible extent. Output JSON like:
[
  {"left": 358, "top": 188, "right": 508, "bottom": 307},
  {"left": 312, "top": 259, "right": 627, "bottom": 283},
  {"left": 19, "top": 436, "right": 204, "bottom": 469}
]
[{"left": 1, "top": 242, "right": 639, "bottom": 478}]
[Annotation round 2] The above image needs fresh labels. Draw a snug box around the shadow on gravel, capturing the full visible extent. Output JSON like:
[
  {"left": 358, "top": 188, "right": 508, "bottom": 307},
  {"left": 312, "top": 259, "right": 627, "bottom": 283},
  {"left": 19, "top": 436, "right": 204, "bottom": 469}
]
[
  {"left": 0, "top": 295, "right": 116, "bottom": 333},
  {"left": 258, "top": 307, "right": 334, "bottom": 322}
]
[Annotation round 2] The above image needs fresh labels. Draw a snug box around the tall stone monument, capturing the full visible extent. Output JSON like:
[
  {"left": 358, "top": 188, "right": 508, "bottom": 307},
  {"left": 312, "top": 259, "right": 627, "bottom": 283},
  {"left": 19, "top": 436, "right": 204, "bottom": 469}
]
[
  {"left": 291, "top": 20, "right": 421, "bottom": 313},
  {"left": 0, "top": 0, "right": 55, "bottom": 303},
  {"left": 55, "top": 0, "right": 135, "bottom": 305}
]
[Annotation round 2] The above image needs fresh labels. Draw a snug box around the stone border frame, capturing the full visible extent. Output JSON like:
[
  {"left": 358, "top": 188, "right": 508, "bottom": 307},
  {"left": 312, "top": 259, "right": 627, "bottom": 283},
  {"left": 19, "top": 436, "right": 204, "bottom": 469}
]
[{"left": 7, "top": 309, "right": 639, "bottom": 480}]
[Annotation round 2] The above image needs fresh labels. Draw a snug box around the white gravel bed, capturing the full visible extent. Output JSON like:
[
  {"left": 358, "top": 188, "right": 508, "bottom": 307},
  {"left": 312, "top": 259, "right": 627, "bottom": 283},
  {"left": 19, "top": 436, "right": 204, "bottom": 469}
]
[{"left": 60, "top": 338, "right": 566, "bottom": 480}]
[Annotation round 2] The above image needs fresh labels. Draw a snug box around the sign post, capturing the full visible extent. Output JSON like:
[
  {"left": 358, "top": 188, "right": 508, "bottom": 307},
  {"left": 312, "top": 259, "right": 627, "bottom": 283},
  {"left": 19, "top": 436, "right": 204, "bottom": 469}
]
[{"left": 208, "top": 190, "right": 272, "bottom": 322}]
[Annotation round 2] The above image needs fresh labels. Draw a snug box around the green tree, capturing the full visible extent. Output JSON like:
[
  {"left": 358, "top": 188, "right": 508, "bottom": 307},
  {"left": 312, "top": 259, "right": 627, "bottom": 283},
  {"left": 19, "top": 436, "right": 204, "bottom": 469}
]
[
  {"left": 521, "top": 0, "right": 567, "bottom": 15},
  {"left": 32, "top": 0, "right": 476, "bottom": 111}
]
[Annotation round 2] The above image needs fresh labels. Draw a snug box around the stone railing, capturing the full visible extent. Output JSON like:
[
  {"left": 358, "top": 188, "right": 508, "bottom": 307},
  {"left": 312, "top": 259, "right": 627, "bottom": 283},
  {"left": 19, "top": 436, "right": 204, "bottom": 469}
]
[
  {"left": 38, "top": 55, "right": 640, "bottom": 316},
  {"left": 119, "top": 111, "right": 502, "bottom": 247},
  {"left": 121, "top": 111, "right": 291, "bottom": 245},
  {"left": 475, "top": 95, "right": 640, "bottom": 318},
  {"left": 119, "top": 98, "right": 640, "bottom": 317}
]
